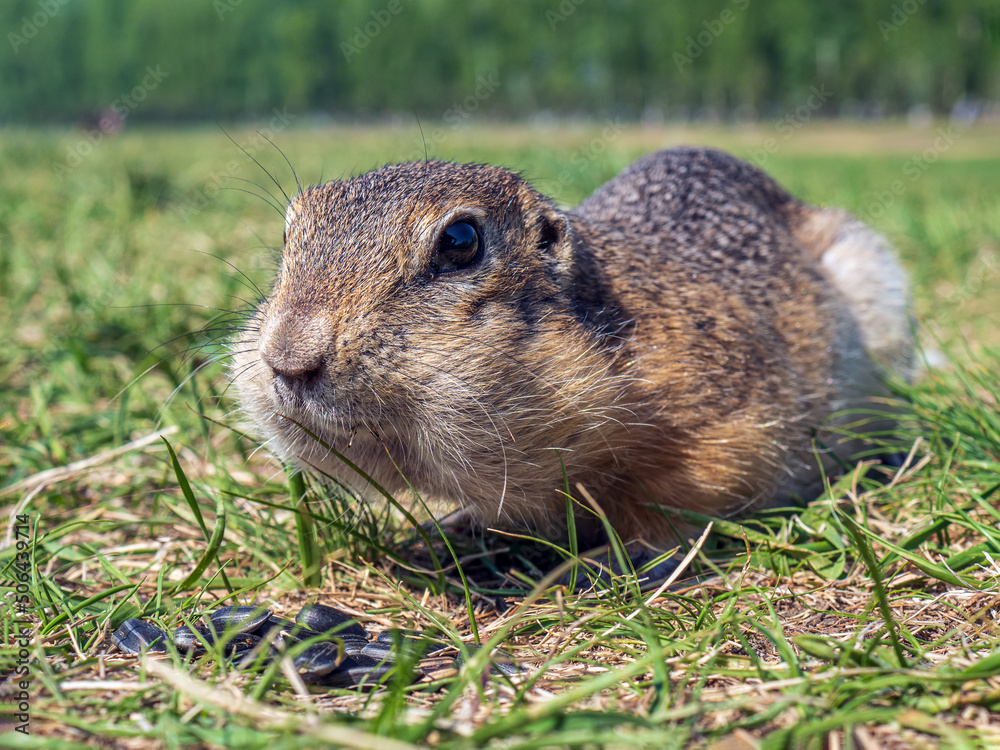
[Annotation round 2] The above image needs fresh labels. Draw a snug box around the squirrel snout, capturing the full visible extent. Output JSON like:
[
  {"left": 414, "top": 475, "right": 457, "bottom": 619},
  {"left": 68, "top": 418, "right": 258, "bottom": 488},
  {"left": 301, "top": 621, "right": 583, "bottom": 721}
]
[{"left": 257, "top": 312, "right": 328, "bottom": 383}]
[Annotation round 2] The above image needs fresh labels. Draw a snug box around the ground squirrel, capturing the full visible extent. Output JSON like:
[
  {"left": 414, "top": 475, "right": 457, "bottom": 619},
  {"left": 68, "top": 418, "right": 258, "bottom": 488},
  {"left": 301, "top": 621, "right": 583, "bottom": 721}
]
[{"left": 233, "top": 147, "right": 913, "bottom": 574}]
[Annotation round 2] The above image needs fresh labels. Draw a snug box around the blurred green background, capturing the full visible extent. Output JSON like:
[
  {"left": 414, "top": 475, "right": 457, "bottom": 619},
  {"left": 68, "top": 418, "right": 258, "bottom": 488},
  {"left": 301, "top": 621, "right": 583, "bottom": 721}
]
[{"left": 2, "top": 0, "right": 998, "bottom": 124}]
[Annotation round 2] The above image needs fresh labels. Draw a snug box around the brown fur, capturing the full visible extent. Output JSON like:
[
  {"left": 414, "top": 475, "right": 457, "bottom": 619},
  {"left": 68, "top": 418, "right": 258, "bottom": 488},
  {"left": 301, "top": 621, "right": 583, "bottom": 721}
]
[{"left": 232, "top": 147, "right": 913, "bottom": 563}]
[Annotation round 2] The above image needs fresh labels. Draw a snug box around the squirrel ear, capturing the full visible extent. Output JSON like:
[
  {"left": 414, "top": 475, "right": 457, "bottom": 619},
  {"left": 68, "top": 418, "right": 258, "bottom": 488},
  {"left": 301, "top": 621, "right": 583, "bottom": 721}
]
[{"left": 536, "top": 210, "right": 569, "bottom": 253}]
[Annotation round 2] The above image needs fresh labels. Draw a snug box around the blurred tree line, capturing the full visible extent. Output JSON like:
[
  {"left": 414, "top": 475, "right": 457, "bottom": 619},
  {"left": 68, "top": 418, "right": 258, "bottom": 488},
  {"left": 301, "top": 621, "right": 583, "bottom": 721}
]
[{"left": 1, "top": 0, "right": 997, "bottom": 124}]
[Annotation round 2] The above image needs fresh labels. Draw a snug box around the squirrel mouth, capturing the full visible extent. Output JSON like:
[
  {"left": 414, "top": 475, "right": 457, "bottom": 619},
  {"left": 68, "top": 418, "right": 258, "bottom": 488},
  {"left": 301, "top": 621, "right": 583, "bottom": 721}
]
[
  {"left": 269, "top": 405, "right": 352, "bottom": 447},
  {"left": 267, "top": 380, "right": 330, "bottom": 427},
  {"left": 262, "top": 377, "right": 364, "bottom": 447},
  {"left": 276, "top": 414, "right": 380, "bottom": 462},
  {"left": 269, "top": 370, "right": 325, "bottom": 407}
]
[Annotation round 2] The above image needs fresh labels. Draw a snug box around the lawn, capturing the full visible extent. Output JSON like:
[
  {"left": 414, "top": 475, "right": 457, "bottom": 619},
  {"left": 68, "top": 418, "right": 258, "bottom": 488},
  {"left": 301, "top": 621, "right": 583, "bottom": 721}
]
[{"left": 2, "top": 121, "right": 1000, "bottom": 749}]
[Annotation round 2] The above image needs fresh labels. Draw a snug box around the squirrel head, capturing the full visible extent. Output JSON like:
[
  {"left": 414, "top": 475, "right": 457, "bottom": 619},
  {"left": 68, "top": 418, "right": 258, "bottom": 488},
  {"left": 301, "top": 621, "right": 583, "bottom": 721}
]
[
  {"left": 259, "top": 160, "right": 571, "bottom": 401},
  {"left": 232, "top": 161, "right": 616, "bottom": 509}
]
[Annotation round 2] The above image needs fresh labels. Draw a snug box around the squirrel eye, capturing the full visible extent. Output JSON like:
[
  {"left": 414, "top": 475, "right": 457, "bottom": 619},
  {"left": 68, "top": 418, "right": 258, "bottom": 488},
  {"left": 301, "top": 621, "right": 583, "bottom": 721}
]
[{"left": 431, "top": 220, "right": 481, "bottom": 275}]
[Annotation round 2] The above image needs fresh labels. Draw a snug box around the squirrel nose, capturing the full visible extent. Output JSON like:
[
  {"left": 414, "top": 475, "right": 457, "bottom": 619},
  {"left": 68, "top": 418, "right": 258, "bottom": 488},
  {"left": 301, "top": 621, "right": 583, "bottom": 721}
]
[{"left": 258, "top": 313, "right": 327, "bottom": 382}]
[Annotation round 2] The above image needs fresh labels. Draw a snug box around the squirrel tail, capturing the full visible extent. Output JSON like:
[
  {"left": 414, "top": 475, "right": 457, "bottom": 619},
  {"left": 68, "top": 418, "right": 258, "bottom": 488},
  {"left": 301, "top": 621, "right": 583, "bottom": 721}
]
[{"left": 792, "top": 207, "right": 916, "bottom": 383}]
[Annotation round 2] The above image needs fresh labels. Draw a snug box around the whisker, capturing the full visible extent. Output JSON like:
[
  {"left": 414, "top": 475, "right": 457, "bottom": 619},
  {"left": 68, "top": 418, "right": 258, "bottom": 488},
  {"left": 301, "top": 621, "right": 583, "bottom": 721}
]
[
  {"left": 228, "top": 175, "right": 287, "bottom": 218},
  {"left": 110, "top": 302, "right": 246, "bottom": 315},
  {"left": 218, "top": 125, "right": 291, "bottom": 206},
  {"left": 218, "top": 185, "right": 285, "bottom": 217},
  {"left": 158, "top": 351, "right": 241, "bottom": 421},
  {"left": 258, "top": 131, "right": 303, "bottom": 197},
  {"left": 113, "top": 331, "right": 237, "bottom": 404},
  {"left": 190, "top": 250, "right": 270, "bottom": 301}
]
